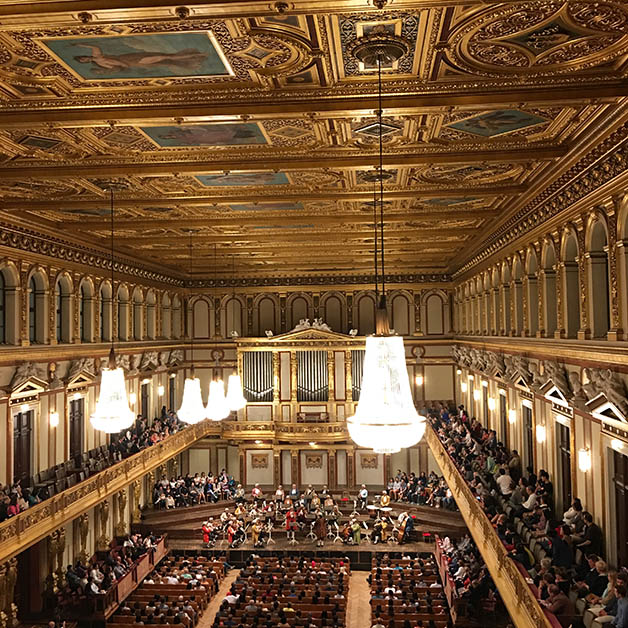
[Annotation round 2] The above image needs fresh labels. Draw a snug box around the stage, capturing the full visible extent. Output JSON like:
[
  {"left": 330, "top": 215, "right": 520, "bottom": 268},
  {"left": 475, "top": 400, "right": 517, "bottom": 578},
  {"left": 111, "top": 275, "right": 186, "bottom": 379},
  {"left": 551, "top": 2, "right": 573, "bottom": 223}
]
[{"left": 137, "top": 501, "right": 460, "bottom": 570}]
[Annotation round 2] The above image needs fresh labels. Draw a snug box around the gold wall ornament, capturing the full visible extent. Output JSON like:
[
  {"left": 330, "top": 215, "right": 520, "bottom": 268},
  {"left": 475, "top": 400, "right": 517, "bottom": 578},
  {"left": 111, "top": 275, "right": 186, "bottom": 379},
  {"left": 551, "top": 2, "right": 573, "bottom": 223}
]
[
  {"left": 251, "top": 453, "right": 269, "bottom": 469},
  {"left": 115, "top": 489, "right": 128, "bottom": 536},
  {"left": 360, "top": 453, "right": 378, "bottom": 469},
  {"left": 131, "top": 480, "right": 142, "bottom": 524},
  {"left": 305, "top": 453, "right": 323, "bottom": 469},
  {"left": 77, "top": 513, "right": 89, "bottom": 563},
  {"left": 96, "top": 500, "right": 110, "bottom": 551}
]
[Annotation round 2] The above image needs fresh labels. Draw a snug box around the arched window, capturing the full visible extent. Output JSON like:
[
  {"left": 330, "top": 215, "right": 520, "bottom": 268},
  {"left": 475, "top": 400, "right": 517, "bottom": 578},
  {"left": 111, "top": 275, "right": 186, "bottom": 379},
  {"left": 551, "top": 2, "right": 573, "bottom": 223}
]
[
  {"left": 55, "top": 277, "right": 72, "bottom": 343},
  {"left": 0, "top": 273, "right": 5, "bottom": 344},
  {"left": 29, "top": 276, "right": 37, "bottom": 344}
]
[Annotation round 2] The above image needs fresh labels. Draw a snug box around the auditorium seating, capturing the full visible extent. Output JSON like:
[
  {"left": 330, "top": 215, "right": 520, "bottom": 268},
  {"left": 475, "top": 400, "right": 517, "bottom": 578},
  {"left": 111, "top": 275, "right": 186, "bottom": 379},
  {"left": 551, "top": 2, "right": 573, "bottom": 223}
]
[
  {"left": 212, "top": 555, "right": 349, "bottom": 627},
  {"left": 369, "top": 555, "right": 449, "bottom": 628}
]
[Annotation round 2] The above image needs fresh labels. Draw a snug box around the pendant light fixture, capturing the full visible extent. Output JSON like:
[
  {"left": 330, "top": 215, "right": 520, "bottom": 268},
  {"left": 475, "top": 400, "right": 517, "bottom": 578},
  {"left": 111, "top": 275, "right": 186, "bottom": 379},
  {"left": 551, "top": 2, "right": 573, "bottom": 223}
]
[
  {"left": 346, "top": 33, "right": 426, "bottom": 454},
  {"left": 225, "top": 255, "right": 247, "bottom": 412},
  {"left": 177, "top": 230, "right": 206, "bottom": 425},
  {"left": 90, "top": 186, "right": 135, "bottom": 434},
  {"left": 205, "top": 244, "right": 230, "bottom": 421}
]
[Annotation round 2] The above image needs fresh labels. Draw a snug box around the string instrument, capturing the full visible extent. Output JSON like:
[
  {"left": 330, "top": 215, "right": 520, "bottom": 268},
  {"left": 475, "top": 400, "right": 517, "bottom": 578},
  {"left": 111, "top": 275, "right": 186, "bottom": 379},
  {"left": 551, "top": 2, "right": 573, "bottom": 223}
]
[
  {"left": 341, "top": 522, "right": 351, "bottom": 540},
  {"left": 398, "top": 516, "right": 408, "bottom": 543}
]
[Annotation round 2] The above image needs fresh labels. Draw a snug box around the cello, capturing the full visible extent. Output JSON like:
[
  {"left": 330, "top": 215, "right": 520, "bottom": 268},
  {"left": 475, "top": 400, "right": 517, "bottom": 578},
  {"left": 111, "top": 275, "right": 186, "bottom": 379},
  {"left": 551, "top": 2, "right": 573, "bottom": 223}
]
[{"left": 398, "top": 515, "right": 408, "bottom": 544}]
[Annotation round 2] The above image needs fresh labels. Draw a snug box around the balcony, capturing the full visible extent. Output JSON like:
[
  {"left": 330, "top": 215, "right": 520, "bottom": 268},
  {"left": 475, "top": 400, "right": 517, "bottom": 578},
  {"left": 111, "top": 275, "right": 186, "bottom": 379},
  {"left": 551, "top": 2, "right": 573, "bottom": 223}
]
[
  {"left": 221, "top": 420, "right": 348, "bottom": 442},
  {"left": 0, "top": 421, "right": 220, "bottom": 564},
  {"left": 425, "top": 425, "right": 555, "bottom": 628}
]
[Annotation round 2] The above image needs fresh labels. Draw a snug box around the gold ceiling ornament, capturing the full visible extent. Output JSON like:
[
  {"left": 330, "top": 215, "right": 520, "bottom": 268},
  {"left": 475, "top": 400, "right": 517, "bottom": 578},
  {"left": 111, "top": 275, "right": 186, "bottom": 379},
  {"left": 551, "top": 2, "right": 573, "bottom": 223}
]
[{"left": 449, "top": 2, "right": 628, "bottom": 76}]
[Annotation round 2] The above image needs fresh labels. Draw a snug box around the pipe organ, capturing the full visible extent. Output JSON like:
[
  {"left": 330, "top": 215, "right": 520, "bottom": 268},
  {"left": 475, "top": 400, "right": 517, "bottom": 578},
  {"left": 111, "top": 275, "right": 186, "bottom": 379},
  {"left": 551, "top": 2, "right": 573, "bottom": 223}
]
[
  {"left": 242, "top": 351, "right": 273, "bottom": 402},
  {"left": 296, "top": 350, "right": 328, "bottom": 402},
  {"left": 351, "top": 349, "right": 365, "bottom": 401}
]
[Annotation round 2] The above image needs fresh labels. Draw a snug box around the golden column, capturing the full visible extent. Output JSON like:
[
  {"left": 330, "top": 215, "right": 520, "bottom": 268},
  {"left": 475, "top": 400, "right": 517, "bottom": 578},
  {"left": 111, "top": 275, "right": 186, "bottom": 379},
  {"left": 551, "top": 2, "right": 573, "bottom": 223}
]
[{"left": 327, "top": 350, "right": 335, "bottom": 403}]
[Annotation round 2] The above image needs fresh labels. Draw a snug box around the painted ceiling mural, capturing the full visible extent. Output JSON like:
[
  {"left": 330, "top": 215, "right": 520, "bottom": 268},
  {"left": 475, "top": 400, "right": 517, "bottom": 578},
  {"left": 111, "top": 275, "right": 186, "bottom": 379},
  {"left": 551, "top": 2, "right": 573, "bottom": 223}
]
[{"left": 0, "top": 1, "right": 626, "bottom": 279}]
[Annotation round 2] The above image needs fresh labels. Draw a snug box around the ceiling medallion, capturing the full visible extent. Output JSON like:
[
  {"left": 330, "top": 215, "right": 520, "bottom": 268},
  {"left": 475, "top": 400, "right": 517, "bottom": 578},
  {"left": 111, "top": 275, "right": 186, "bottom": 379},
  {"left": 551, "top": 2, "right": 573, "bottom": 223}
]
[
  {"left": 346, "top": 27, "right": 410, "bottom": 68},
  {"left": 360, "top": 170, "right": 395, "bottom": 183}
]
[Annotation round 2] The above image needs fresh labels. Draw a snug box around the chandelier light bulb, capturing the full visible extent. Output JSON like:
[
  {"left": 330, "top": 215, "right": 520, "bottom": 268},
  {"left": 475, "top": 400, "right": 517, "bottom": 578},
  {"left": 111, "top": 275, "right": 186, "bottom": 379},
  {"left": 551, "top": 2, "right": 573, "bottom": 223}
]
[
  {"left": 415, "top": 374, "right": 424, "bottom": 387},
  {"left": 206, "top": 379, "right": 230, "bottom": 421},
  {"left": 536, "top": 424, "right": 546, "bottom": 443},
  {"left": 157, "top": 384, "right": 165, "bottom": 396},
  {"left": 226, "top": 373, "right": 247, "bottom": 411},
  {"left": 578, "top": 447, "right": 591, "bottom": 472},
  {"left": 90, "top": 366, "right": 135, "bottom": 433},
  {"left": 177, "top": 376, "right": 206, "bottom": 424},
  {"left": 129, "top": 392, "right": 137, "bottom": 405},
  {"left": 508, "top": 409, "right": 517, "bottom": 424},
  {"left": 49, "top": 411, "right": 59, "bottom": 428},
  {"left": 488, "top": 397, "right": 496, "bottom": 411},
  {"left": 461, "top": 382, "right": 467, "bottom": 393},
  {"left": 347, "top": 336, "right": 426, "bottom": 455}
]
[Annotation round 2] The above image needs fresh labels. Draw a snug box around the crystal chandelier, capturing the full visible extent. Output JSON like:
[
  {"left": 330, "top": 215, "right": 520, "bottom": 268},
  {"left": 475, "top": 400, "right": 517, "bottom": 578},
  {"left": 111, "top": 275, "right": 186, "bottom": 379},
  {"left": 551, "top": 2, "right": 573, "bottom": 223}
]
[
  {"left": 225, "top": 255, "right": 247, "bottom": 412},
  {"left": 91, "top": 187, "right": 135, "bottom": 434},
  {"left": 206, "top": 379, "right": 230, "bottom": 421},
  {"left": 177, "top": 230, "right": 207, "bottom": 425},
  {"left": 346, "top": 32, "right": 426, "bottom": 455},
  {"left": 226, "top": 373, "right": 247, "bottom": 411}
]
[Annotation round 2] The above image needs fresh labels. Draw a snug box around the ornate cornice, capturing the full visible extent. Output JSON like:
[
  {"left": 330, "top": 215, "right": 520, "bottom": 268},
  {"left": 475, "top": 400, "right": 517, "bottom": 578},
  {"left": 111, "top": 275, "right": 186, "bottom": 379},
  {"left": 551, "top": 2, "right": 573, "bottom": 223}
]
[
  {"left": 0, "top": 219, "right": 184, "bottom": 286},
  {"left": 454, "top": 122, "right": 628, "bottom": 277},
  {"left": 186, "top": 273, "right": 451, "bottom": 288}
]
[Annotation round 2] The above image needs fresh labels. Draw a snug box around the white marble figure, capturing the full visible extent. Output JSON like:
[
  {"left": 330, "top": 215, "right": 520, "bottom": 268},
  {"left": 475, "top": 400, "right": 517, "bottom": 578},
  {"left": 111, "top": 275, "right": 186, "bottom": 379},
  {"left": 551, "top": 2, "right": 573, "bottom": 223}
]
[{"left": 265, "top": 330, "right": 274, "bottom": 338}]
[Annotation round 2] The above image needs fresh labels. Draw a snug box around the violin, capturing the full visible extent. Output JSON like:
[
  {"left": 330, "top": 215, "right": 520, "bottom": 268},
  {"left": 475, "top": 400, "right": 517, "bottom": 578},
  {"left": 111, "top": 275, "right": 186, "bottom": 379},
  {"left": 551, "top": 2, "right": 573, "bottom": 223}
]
[{"left": 341, "top": 522, "right": 351, "bottom": 539}]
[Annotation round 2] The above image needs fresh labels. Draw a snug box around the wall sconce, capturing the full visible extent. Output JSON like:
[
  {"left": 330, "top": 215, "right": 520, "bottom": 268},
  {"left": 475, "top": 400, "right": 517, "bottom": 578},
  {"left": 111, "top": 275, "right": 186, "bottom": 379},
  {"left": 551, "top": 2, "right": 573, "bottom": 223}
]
[
  {"left": 461, "top": 382, "right": 468, "bottom": 393},
  {"left": 157, "top": 385, "right": 165, "bottom": 396},
  {"left": 473, "top": 389, "right": 481, "bottom": 402},
  {"left": 415, "top": 375, "right": 424, "bottom": 386},
  {"left": 508, "top": 409, "right": 516, "bottom": 424},
  {"left": 141, "top": 378, "right": 151, "bottom": 385},
  {"left": 170, "top": 373, "right": 176, "bottom": 379},
  {"left": 255, "top": 439, "right": 262, "bottom": 445},
  {"left": 611, "top": 438, "right": 625, "bottom": 453},
  {"left": 49, "top": 411, "right": 59, "bottom": 428},
  {"left": 488, "top": 398, "right": 496, "bottom": 411},
  {"left": 72, "top": 392, "right": 82, "bottom": 401},
  {"left": 309, "top": 441, "right": 316, "bottom": 447},
  {"left": 129, "top": 392, "right": 137, "bottom": 405},
  {"left": 536, "top": 424, "right": 546, "bottom": 443},
  {"left": 456, "top": 369, "right": 462, "bottom": 375},
  {"left": 481, "top": 380, "right": 488, "bottom": 388},
  {"left": 578, "top": 448, "right": 591, "bottom": 472},
  {"left": 468, "top": 375, "right": 474, "bottom": 380},
  {"left": 20, "top": 403, "right": 29, "bottom": 413}
]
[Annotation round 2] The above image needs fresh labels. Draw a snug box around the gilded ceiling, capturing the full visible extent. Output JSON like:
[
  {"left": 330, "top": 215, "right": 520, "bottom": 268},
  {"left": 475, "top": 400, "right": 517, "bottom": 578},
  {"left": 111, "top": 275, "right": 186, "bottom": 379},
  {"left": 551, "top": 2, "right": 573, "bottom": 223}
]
[{"left": 0, "top": 0, "right": 627, "bottom": 280}]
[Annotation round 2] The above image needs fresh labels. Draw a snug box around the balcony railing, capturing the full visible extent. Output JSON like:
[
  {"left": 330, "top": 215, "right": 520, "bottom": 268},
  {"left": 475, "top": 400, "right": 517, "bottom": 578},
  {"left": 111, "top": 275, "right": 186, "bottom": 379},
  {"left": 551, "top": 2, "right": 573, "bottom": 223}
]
[
  {"left": 425, "top": 425, "right": 554, "bottom": 628},
  {"left": 0, "top": 421, "right": 219, "bottom": 564},
  {"left": 221, "top": 420, "right": 348, "bottom": 442}
]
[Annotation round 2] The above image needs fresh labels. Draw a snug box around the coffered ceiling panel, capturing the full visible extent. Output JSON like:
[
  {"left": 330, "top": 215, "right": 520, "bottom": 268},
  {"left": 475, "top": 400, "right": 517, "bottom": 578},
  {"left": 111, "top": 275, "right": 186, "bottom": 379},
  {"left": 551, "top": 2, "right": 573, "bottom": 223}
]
[{"left": 0, "top": 0, "right": 626, "bottom": 280}]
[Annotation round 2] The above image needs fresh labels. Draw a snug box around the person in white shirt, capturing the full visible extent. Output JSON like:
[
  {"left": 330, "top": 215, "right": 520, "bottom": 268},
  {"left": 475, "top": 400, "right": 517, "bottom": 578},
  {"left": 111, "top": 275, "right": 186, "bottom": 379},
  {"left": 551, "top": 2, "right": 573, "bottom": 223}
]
[
  {"left": 165, "top": 575, "right": 179, "bottom": 585},
  {"left": 358, "top": 484, "right": 368, "bottom": 509},
  {"left": 224, "top": 593, "right": 238, "bottom": 604},
  {"left": 496, "top": 468, "right": 513, "bottom": 496}
]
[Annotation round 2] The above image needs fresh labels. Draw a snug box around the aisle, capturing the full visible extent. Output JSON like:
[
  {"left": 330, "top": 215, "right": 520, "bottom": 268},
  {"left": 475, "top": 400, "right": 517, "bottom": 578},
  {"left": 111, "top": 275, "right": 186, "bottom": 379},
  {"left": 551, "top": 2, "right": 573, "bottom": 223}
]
[
  {"left": 196, "top": 569, "right": 240, "bottom": 628},
  {"left": 346, "top": 571, "right": 371, "bottom": 628}
]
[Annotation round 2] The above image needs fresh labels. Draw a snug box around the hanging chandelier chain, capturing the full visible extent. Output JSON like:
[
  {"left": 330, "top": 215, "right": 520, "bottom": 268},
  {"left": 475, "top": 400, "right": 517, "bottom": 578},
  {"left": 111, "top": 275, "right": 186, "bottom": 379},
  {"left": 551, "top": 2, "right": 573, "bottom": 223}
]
[
  {"left": 188, "top": 230, "right": 194, "bottom": 371},
  {"left": 377, "top": 55, "right": 386, "bottom": 299},
  {"left": 109, "top": 187, "right": 116, "bottom": 367}
]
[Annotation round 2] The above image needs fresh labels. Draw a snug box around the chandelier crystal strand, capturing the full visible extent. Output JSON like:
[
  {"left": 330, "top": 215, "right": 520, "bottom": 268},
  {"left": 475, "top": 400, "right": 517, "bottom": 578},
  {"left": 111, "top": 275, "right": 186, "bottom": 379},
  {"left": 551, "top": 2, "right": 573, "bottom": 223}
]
[
  {"left": 90, "top": 187, "right": 135, "bottom": 434},
  {"left": 177, "top": 230, "right": 206, "bottom": 424},
  {"left": 346, "top": 37, "right": 426, "bottom": 455},
  {"left": 207, "top": 379, "right": 230, "bottom": 421},
  {"left": 226, "top": 255, "right": 247, "bottom": 411}
]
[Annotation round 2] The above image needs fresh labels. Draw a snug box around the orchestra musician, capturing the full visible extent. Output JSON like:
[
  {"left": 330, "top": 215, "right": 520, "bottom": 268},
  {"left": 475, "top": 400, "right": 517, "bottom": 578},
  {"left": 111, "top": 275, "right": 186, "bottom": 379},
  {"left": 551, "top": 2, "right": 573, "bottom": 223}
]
[
  {"left": 234, "top": 484, "right": 246, "bottom": 504},
  {"left": 310, "top": 492, "right": 321, "bottom": 512},
  {"left": 274, "top": 484, "right": 285, "bottom": 504},
  {"left": 358, "top": 484, "right": 368, "bottom": 510},
  {"left": 289, "top": 483, "right": 300, "bottom": 502},
  {"left": 372, "top": 519, "right": 388, "bottom": 544},
  {"left": 350, "top": 518, "right": 361, "bottom": 544},
  {"left": 251, "top": 483, "right": 264, "bottom": 505},
  {"left": 379, "top": 490, "right": 391, "bottom": 508},
  {"left": 201, "top": 520, "right": 213, "bottom": 548},
  {"left": 314, "top": 512, "right": 327, "bottom": 547},
  {"left": 251, "top": 518, "right": 263, "bottom": 547},
  {"left": 303, "top": 485, "right": 314, "bottom": 511},
  {"left": 285, "top": 506, "right": 298, "bottom": 541}
]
